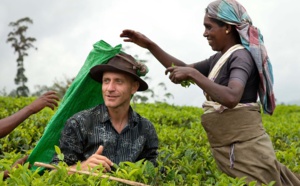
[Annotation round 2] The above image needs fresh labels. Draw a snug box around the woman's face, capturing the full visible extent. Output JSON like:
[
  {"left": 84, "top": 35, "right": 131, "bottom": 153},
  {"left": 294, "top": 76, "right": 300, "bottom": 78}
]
[{"left": 203, "top": 14, "right": 227, "bottom": 53}]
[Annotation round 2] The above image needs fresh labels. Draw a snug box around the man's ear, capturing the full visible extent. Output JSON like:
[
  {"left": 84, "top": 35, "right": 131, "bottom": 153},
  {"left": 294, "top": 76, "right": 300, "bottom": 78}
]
[{"left": 131, "top": 81, "right": 139, "bottom": 94}]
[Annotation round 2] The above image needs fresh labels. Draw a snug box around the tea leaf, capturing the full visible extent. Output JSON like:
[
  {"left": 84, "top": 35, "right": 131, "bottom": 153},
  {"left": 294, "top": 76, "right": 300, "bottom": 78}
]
[{"left": 171, "top": 63, "right": 195, "bottom": 88}]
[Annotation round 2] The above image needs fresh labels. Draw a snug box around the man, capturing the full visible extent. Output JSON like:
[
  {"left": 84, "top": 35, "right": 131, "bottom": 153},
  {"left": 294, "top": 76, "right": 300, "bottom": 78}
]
[{"left": 51, "top": 52, "right": 158, "bottom": 172}]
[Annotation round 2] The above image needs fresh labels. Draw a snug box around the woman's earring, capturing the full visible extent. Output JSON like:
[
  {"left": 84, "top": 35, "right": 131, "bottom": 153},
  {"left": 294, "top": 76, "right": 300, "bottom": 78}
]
[{"left": 226, "top": 30, "right": 229, "bottom": 34}]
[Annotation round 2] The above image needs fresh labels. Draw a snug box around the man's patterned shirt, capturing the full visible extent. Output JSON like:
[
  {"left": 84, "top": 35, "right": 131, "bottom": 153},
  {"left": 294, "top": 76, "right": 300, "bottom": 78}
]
[{"left": 51, "top": 104, "right": 158, "bottom": 166}]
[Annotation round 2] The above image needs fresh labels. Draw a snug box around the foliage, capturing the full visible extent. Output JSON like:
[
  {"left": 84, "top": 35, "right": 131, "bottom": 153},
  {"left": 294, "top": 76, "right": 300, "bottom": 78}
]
[
  {"left": 0, "top": 96, "right": 56, "bottom": 155},
  {"left": 1, "top": 97, "right": 300, "bottom": 185},
  {"left": 31, "top": 76, "right": 74, "bottom": 99},
  {"left": 6, "top": 17, "right": 37, "bottom": 97}
]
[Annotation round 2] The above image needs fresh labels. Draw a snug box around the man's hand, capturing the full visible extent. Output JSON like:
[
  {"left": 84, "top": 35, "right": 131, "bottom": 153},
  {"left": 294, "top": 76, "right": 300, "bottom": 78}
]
[{"left": 78, "top": 146, "right": 113, "bottom": 172}]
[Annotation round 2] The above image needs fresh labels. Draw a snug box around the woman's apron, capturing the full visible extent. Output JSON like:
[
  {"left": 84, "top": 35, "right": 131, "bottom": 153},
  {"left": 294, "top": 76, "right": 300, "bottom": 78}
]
[{"left": 201, "top": 105, "right": 300, "bottom": 185}]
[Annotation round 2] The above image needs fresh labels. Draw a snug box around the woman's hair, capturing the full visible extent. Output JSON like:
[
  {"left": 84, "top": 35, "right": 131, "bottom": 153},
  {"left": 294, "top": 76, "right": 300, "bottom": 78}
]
[
  {"left": 211, "top": 17, "right": 227, "bottom": 27},
  {"left": 205, "top": 8, "right": 226, "bottom": 27},
  {"left": 206, "top": 10, "right": 226, "bottom": 27},
  {"left": 205, "top": 8, "right": 241, "bottom": 43}
]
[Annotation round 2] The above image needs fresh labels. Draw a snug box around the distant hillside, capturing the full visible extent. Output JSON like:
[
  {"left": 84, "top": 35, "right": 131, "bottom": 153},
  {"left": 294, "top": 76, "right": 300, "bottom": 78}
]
[{"left": 286, "top": 100, "right": 300, "bottom": 105}]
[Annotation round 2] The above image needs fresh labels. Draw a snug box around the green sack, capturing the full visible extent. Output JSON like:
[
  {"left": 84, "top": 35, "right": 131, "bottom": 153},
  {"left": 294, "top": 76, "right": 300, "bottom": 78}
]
[{"left": 27, "top": 40, "right": 122, "bottom": 171}]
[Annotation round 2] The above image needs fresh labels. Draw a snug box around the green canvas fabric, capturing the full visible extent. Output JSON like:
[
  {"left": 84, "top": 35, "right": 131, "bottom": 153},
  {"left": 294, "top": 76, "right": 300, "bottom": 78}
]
[{"left": 27, "top": 40, "right": 122, "bottom": 171}]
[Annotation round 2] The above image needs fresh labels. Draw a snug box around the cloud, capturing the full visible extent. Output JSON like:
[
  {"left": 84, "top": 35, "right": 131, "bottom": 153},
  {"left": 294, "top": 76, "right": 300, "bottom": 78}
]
[{"left": 0, "top": 0, "right": 299, "bottom": 107}]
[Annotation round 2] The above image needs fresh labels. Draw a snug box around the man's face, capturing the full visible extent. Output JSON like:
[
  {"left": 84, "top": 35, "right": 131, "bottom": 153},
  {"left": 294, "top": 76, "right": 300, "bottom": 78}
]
[{"left": 102, "top": 71, "right": 139, "bottom": 109}]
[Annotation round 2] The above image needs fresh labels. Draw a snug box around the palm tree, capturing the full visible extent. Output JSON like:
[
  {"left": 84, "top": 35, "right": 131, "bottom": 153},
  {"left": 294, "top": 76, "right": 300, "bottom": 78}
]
[{"left": 6, "top": 17, "right": 37, "bottom": 97}]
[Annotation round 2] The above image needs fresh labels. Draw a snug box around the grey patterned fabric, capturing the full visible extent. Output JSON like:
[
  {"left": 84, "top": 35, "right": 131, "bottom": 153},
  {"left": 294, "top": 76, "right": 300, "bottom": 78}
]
[{"left": 51, "top": 104, "right": 158, "bottom": 166}]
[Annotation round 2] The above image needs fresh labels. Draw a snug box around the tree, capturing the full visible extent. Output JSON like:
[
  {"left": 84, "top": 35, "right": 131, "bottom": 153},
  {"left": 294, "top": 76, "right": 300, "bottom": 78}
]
[
  {"left": 32, "top": 76, "right": 74, "bottom": 99},
  {"left": 6, "top": 17, "right": 37, "bottom": 97}
]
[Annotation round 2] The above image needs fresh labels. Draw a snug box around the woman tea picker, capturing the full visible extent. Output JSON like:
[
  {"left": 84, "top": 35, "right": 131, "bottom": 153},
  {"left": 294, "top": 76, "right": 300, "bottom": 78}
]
[{"left": 120, "top": 0, "right": 300, "bottom": 185}]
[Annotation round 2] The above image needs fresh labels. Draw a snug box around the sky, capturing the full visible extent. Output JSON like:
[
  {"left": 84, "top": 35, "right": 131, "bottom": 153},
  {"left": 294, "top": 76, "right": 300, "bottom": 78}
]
[{"left": 0, "top": 0, "right": 299, "bottom": 107}]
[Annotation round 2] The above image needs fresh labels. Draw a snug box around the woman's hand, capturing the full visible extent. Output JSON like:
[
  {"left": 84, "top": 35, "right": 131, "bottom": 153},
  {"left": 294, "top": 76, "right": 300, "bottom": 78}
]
[
  {"left": 165, "top": 66, "right": 196, "bottom": 84},
  {"left": 120, "top": 29, "right": 153, "bottom": 49}
]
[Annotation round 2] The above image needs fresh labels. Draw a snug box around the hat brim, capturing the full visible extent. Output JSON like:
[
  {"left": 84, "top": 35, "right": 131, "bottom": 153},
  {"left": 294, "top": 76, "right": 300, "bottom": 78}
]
[{"left": 90, "top": 64, "right": 148, "bottom": 91}]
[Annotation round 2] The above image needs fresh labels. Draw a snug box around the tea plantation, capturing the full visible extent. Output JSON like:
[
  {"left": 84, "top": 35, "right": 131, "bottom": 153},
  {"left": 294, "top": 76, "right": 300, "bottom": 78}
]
[{"left": 1, "top": 96, "right": 300, "bottom": 185}]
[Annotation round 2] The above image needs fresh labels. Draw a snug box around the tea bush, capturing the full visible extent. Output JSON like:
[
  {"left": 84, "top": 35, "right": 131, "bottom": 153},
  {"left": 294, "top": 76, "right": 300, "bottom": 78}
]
[{"left": 0, "top": 96, "right": 299, "bottom": 185}]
